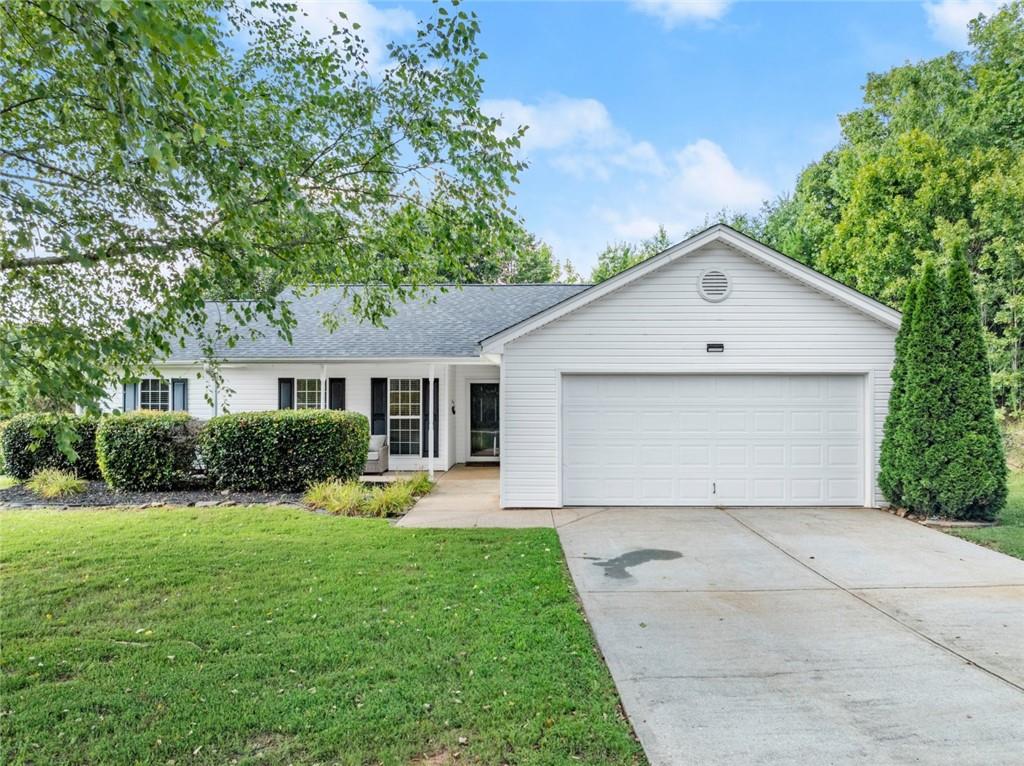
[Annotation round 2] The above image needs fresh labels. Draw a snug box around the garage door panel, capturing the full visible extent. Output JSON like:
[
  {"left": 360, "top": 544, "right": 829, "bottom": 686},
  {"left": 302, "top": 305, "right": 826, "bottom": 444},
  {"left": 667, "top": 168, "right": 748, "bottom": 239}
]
[
  {"left": 680, "top": 445, "right": 711, "bottom": 465},
  {"left": 753, "top": 478, "right": 786, "bottom": 502},
  {"left": 753, "top": 444, "right": 786, "bottom": 466},
  {"left": 753, "top": 411, "right": 786, "bottom": 432},
  {"left": 562, "top": 374, "right": 864, "bottom": 507},
  {"left": 828, "top": 444, "right": 860, "bottom": 466},
  {"left": 679, "top": 411, "right": 711, "bottom": 431},
  {"left": 828, "top": 410, "right": 860, "bottom": 432}
]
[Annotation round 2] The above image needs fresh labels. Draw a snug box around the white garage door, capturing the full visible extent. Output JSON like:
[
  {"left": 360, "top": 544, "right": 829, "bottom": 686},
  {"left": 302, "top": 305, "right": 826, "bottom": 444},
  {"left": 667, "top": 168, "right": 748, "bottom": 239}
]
[{"left": 562, "top": 374, "right": 864, "bottom": 506}]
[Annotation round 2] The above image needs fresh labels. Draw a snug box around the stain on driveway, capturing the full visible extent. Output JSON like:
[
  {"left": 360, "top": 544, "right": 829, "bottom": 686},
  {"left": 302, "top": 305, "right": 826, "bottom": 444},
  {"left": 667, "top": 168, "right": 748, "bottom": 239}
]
[{"left": 586, "top": 549, "right": 683, "bottom": 579}]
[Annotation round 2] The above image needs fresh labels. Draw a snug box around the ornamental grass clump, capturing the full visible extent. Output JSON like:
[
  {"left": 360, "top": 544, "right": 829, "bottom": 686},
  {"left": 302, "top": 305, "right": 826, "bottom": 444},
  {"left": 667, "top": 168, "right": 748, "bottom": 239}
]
[
  {"left": 406, "top": 472, "right": 435, "bottom": 496},
  {"left": 25, "top": 468, "right": 87, "bottom": 499},
  {"left": 304, "top": 480, "right": 368, "bottom": 516},
  {"left": 365, "top": 481, "right": 415, "bottom": 518}
]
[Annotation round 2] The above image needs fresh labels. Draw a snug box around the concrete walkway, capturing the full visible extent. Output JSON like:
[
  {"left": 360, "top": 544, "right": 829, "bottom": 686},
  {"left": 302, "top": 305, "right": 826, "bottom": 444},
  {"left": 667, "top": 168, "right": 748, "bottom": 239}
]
[
  {"left": 560, "top": 506, "right": 1024, "bottom": 766},
  {"left": 396, "top": 465, "right": 554, "bottom": 528}
]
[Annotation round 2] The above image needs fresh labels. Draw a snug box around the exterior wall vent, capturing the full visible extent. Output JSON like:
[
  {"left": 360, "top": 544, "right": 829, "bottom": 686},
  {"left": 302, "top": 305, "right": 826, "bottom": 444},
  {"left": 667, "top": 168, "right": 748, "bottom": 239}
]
[{"left": 698, "top": 269, "right": 731, "bottom": 302}]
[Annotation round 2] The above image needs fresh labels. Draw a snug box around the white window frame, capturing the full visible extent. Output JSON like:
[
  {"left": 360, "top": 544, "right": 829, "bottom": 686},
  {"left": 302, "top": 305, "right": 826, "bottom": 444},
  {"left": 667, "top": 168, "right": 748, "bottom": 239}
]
[
  {"left": 295, "top": 378, "right": 322, "bottom": 409},
  {"left": 139, "top": 378, "right": 170, "bottom": 411},
  {"left": 388, "top": 378, "right": 421, "bottom": 456}
]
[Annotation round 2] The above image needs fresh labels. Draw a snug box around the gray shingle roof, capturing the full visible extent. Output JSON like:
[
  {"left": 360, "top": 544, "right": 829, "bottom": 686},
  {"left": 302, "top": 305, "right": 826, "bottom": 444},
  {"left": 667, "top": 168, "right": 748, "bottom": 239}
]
[{"left": 166, "top": 284, "right": 591, "bottom": 360}]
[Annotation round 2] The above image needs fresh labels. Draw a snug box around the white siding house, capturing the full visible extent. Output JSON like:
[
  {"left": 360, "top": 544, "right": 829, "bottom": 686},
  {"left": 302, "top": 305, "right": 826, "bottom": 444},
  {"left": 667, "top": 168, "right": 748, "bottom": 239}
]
[
  {"left": 481, "top": 227, "right": 900, "bottom": 508},
  {"left": 105, "top": 226, "right": 900, "bottom": 507}
]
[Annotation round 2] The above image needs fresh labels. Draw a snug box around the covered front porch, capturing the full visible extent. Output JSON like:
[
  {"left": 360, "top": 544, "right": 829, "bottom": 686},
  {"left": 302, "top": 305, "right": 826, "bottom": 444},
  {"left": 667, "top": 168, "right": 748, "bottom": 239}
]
[{"left": 146, "top": 358, "right": 502, "bottom": 475}]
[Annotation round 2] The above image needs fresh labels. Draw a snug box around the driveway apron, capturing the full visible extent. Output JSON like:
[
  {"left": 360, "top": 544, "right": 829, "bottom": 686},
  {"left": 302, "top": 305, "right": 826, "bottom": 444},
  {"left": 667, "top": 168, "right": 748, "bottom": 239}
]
[{"left": 555, "top": 506, "right": 1024, "bottom": 766}]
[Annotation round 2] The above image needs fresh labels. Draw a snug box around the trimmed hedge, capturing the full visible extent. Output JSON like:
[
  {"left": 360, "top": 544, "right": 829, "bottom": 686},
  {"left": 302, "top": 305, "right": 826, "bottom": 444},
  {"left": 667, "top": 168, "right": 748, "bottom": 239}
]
[
  {"left": 0, "top": 414, "right": 101, "bottom": 480},
  {"left": 199, "top": 410, "right": 369, "bottom": 491},
  {"left": 96, "top": 412, "right": 199, "bottom": 491}
]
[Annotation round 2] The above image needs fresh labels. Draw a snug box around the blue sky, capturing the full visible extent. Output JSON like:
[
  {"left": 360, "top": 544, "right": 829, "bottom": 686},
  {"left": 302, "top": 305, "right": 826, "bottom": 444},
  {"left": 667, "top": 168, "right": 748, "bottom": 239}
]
[{"left": 295, "top": 0, "right": 1002, "bottom": 275}]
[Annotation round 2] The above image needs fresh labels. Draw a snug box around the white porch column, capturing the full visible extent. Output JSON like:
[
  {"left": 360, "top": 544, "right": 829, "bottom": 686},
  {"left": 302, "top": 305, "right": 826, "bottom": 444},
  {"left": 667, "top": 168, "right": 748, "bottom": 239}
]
[{"left": 428, "top": 362, "right": 435, "bottom": 479}]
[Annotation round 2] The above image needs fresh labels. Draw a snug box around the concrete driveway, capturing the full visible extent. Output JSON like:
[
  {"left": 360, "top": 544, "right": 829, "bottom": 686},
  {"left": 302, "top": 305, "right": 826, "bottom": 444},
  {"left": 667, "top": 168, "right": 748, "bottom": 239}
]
[{"left": 555, "top": 506, "right": 1024, "bottom": 765}]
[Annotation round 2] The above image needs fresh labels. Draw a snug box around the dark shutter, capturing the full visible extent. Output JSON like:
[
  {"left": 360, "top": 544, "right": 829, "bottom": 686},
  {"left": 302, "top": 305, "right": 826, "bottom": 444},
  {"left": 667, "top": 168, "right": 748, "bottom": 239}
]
[
  {"left": 123, "top": 383, "right": 138, "bottom": 412},
  {"left": 278, "top": 378, "right": 294, "bottom": 409},
  {"left": 421, "top": 378, "right": 440, "bottom": 457},
  {"left": 328, "top": 378, "right": 346, "bottom": 410},
  {"left": 171, "top": 378, "right": 188, "bottom": 411},
  {"left": 370, "top": 378, "right": 387, "bottom": 435}
]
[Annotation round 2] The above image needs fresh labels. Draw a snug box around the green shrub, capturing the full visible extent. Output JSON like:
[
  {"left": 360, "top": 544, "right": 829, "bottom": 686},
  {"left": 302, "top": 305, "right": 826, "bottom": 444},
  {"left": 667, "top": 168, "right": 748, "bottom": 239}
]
[
  {"left": 304, "top": 480, "right": 368, "bottom": 515},
  {"left": 882, "top": 252, "right": 1007, "bottom": 521},
  {"left": 0, "top": 414, "right": 101, "bottom": 480},
  {"left": 199, "top": 410, "right": 369, "bottom": 491},
  {"left": 406, "top": 472, "right": 434, "bottom": 496},
  {"left": 878, "top": 279, "right": 919, "bottom": 507},
  {"left": 365, "top": 481, "right": 415, "bottom": 518},
  {"left": 96, "top": 411, "right": 198, "bottom": 491},
  {"left": 26, "top": 468, "right": 87, "bottom": 499},
  {"left": 932, "top": 252, "right": 1006, "bottom": 519}
]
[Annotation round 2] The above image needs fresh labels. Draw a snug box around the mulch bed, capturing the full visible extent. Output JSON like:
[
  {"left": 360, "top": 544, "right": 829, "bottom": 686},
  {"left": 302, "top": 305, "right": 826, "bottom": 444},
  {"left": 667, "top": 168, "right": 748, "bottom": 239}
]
[{"left": 0, "top": 480, "right": 304, "bottom": 509}]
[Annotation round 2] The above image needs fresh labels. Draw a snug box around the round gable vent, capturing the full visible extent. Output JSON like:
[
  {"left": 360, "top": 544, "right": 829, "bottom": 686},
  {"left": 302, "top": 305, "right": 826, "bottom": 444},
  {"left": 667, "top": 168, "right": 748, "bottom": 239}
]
[{"left": 698, "top": 269, "right": 731, "bottom": 302}]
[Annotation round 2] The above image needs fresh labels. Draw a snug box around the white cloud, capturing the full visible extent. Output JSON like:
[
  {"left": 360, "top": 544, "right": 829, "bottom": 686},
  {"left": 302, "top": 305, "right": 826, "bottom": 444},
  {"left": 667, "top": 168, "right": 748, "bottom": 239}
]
[
  {"left": 612, "top": 141, "right": 667, "bottom": 175},
  {"left": 670, "top": 139, "right": 771, "bottom": 210},
  {"left": 482, "top": 95, "right": 668, "bottom": 183},
  {"left": 597, "top": 139, "right": 772, "bottom": 250},
  {"left": 293, "top": 0, "right": 417, "bottom": 73},
  {"left": 629, "top": 0, "right": 732, "bottom": 28},
  {"left": 922, "top": 0, "right": 1003, "bottom": 47},
  {"left": 482, "top": 95, "right": 618, "bottom": 152}
]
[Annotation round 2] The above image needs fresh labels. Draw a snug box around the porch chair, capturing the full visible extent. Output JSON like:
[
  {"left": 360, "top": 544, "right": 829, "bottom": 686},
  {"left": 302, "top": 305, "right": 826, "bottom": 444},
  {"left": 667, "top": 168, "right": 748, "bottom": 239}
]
[{"left": 364, "top": 434, "right": 388, "bottom": 474}]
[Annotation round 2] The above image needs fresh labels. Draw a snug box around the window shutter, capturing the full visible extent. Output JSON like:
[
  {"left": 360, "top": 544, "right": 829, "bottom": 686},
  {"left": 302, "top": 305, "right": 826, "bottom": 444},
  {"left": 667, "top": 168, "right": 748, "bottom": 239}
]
[
  {"left": 421, "top": 378, "right": 439, "bottom": 457},
  {"left": 370, "top": 378, "right": 387, "bottom": 435},
  {"left": 328, "top": 378, "right": 346, "bottom": 410},
  {"left": 171, "top": 378, "right": 188, "bottom": 411},
  {"left": 123, "top": 383, "right": 138, "bottom": 412},
  {"left": 278, "top": 378, "right": 294, "bottom": 409}
]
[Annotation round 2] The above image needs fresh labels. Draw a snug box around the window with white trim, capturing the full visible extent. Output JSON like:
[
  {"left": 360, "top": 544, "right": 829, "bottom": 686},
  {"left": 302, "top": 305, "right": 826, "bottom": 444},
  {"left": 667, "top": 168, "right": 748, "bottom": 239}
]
[
  {"left": 388, "top": 378, "right": 420, "bottom": 455},
  {"left": 139, "top": 379, "right": 170, "bottom": 411},
  {"left": 295, "top": 378, "right": 322, "bottom": 409}
]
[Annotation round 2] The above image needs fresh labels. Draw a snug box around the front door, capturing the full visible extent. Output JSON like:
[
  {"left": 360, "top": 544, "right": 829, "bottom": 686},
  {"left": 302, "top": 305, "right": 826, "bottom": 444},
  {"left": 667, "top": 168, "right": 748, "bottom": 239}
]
[{"left": 468, "top": 382, "right": 500, "bottom": 462}]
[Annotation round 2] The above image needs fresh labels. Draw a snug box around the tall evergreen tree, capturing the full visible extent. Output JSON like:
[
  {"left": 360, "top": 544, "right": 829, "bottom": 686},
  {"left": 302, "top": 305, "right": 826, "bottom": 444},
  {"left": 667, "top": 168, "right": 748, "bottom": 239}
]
[
  {"left": 900, "top": 260, "right": 950, "bottom": 514},
  {"left": 933, "top": 251, "right": 1007, "bottom": 519},
  {"left": 878, "top": 278, "right": 919, "bottom": 506}
]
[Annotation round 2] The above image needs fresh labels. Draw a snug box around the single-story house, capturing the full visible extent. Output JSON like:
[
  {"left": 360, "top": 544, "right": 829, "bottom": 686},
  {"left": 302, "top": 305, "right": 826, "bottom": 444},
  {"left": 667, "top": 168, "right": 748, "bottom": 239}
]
[{"left": 106, "top": 225, "right": 901, "bottom": 508}]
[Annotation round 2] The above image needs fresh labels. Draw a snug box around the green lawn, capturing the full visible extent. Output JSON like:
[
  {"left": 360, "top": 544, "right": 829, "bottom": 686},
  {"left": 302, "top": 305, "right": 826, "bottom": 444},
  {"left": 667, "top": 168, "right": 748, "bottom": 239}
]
[
  {"left": 1, "top": 506, "right": 644, "bottom": 766},
  {"left": 951, "top": 471, "right": 1024, "bottom": 560},
  {"left": 0, "top": 474, "right": 17, "bottom": 490}
]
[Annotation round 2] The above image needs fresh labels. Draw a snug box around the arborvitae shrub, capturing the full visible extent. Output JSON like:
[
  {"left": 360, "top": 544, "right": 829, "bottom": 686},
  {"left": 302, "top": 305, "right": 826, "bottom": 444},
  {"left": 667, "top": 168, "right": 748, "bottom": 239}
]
[
  {"left": 931, "top": 252, "right": 1006, "bottom": 520},
  {"left": 878, "top": 280, "right": 919, "bottom": 507}
]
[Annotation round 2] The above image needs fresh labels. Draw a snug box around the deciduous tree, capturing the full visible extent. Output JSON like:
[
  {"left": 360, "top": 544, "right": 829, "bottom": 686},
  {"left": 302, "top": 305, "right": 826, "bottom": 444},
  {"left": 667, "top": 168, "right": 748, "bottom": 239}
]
[{"left": 1, "top": 0, "right": 521, "bottom": 417}]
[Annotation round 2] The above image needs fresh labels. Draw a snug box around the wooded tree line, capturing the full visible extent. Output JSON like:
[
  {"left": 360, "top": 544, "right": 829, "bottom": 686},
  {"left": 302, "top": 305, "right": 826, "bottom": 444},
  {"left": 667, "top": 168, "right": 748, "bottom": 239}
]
[{"left": 714, "top": 2, "right": 1024, "bottom": 410}]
